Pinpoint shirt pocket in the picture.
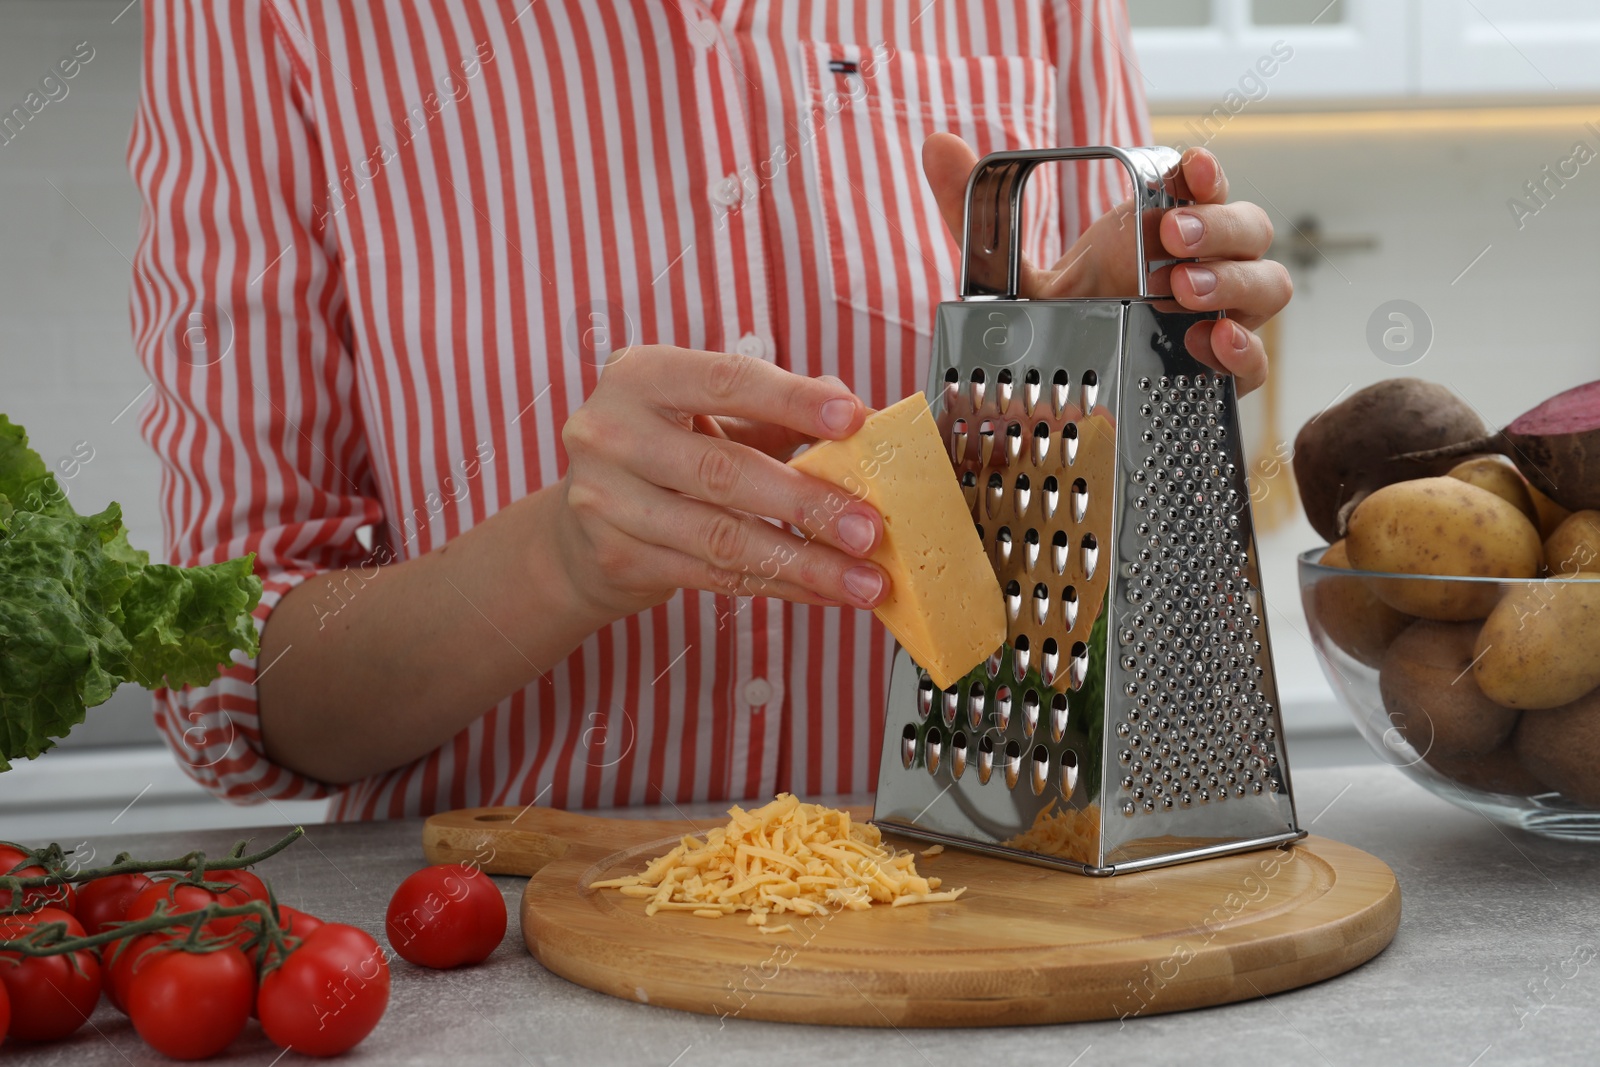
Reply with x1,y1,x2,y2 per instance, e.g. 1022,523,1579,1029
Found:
799,42,1060,337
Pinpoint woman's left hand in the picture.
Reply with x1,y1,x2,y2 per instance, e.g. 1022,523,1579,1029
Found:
922,133,1291,396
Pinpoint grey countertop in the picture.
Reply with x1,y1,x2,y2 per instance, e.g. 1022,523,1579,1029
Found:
5,765,1597,1067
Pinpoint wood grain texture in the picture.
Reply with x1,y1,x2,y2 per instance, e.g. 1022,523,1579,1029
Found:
423,806,1400,1027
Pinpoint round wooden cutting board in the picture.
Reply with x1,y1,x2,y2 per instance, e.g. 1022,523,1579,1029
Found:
422,806,1399,1028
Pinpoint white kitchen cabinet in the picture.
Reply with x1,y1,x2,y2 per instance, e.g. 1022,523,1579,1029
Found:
1131,0,1600,104
1417,0,1600,95
1129,0,1412,105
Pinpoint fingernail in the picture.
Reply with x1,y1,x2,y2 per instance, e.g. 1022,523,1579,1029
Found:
837,511,876,555
1174,211,1203,247
1185,266,1217,296
843,566,884,606
821,398,857,435
1231,322,1250,351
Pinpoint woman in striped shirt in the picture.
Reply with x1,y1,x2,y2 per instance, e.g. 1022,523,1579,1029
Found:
132,1,1289,819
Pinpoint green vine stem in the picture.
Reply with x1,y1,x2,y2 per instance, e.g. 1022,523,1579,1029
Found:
0,827,305,914
1,899,297,967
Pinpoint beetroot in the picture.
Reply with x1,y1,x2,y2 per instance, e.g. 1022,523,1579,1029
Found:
1292,378,1489,541
1399,380,1600,511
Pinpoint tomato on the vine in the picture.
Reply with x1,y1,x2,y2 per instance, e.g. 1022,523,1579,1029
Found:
126,875,258,936
386,863,507,969
0,845,76,914
258,923,390,1056
106,932,179,1015
245,905,323,969
128,945,255,1060
207,868,270,908
278,905,323,940
244,905,324,1019
0,907,101,1041
76,872,156,936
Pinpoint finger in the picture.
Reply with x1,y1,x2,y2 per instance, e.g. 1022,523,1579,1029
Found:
922,132,979,261
1169,259,1292,329
1176,146,1228,203
1159,202,1273,263
609,540,845,608
609,346,869,440
709,375,866,458
699,564,847,607
706,416,812,458
607,473,889,608
1183,320,1268,397
641,425,885,558
709,377,868,458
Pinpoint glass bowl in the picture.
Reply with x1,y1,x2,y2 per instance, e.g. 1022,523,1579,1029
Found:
1297,546,1600,841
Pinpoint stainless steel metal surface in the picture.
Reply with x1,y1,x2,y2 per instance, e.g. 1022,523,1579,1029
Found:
873,146,1303,874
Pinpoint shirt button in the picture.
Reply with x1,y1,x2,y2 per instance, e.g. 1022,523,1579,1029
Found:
710,174,742,207
742,677,774,708
734,333,768,360
695,17,720,47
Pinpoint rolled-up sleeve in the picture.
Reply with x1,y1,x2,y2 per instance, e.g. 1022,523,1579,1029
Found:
128,0,382,803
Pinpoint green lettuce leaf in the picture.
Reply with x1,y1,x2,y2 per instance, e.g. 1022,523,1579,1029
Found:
0,414,262,770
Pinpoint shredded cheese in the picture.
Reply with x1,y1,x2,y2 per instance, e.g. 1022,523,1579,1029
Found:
588,794,966,923
919,844,945,859
1001,801,1101,860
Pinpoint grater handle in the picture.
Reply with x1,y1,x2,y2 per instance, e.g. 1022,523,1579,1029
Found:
959,145,1186,300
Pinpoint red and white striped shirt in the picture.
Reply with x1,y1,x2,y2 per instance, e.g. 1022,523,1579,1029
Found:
130,0,1149,819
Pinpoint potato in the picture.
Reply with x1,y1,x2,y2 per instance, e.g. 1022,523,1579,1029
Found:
1380,621,1519,759
1528,482,1574,540
1543,510,1600,577
1513,688,1600,807
1447,455,1536,524
1308,540,1412,667
1346,477,1543,620
1473,575,1600,709
1421,745,1547,798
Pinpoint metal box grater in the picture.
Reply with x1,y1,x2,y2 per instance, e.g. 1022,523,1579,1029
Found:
871,146,1305,875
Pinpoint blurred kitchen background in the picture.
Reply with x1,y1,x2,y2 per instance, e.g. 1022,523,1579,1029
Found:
2,0,1597,837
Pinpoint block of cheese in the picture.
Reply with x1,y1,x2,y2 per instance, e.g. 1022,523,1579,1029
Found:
789,393,1004,689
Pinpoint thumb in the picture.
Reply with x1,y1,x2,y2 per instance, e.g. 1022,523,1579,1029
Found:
921,132,979,250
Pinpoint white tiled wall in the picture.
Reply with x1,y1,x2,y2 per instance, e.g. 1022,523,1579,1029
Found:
13,3,1598,831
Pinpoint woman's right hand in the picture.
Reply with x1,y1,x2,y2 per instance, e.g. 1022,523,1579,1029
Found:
553,345,890,620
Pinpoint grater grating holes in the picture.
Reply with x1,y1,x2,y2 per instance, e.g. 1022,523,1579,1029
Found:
1003,739,1022,790
1118,374,1281,815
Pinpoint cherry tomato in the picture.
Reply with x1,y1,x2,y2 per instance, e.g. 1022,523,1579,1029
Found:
105,933,179,1015
258,923,390,1056
206,868,270,907
126,876,257,936
0,907,101,1041
245,906,324,1019
278,905,324,940
128,946,255,1060
75,873,156,936
0,845,75,914
245,905,324,968
385,863,507,969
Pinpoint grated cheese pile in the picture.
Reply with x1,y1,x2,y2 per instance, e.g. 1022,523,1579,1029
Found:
1001,801,1101,860
587,794,964,926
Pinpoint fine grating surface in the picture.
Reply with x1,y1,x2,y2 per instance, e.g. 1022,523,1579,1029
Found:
1113,371,1285,819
